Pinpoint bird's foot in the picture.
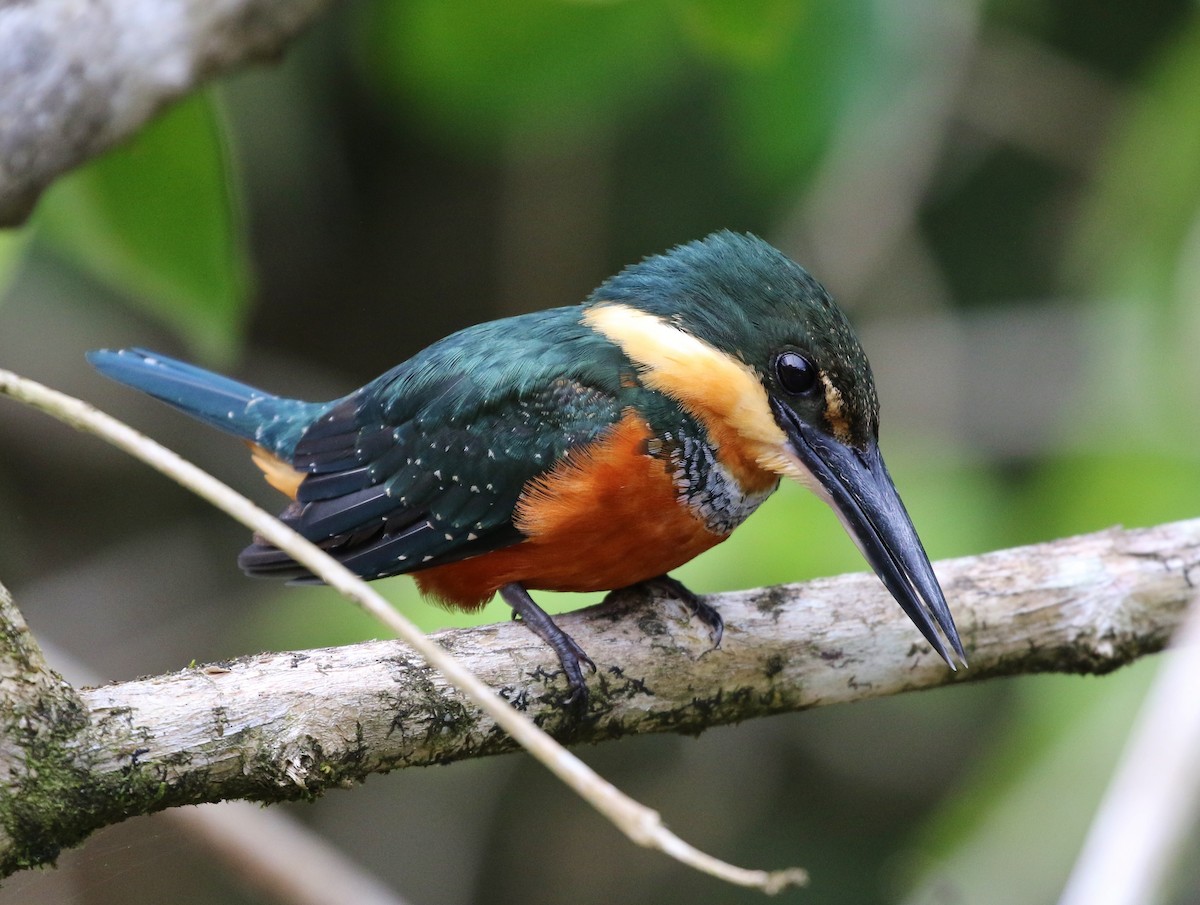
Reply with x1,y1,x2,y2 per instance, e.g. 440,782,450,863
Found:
501,583,596,714
620,574,724,649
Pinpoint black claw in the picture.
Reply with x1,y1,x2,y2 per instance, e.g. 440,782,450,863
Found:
637,574,724,648
560,675,590,715
500,582,594,713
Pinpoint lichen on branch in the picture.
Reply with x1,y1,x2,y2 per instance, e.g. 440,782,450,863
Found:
0,518,1195,876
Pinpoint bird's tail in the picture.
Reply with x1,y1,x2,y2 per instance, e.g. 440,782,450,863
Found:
87,348,317,453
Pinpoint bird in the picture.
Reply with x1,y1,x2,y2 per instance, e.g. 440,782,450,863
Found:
89,230,965,709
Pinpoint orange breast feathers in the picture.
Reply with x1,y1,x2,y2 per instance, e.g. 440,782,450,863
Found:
414,412,727,609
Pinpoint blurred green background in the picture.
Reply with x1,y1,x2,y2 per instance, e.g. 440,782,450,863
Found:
1,0,1199,902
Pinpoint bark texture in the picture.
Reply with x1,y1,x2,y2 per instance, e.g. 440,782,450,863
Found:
0,519,1197,875
0,0,340,224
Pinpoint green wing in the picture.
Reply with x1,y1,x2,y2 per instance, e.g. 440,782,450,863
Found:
239,308,628,580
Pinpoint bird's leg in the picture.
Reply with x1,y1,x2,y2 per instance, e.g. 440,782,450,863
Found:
500,582,596,710
614,574,724,649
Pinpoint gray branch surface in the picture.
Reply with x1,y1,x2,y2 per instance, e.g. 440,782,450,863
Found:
1,519,1197,875
0,0,340,225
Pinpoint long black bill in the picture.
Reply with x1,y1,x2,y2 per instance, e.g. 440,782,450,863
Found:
771,400,967,668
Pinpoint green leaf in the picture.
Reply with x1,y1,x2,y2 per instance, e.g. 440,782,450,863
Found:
714,0,882,198
36,91,251,363
357,0,685,153
1070,14,1200,309
1063,18,1200,449
906,662,1157,905
0,227,33,308
670,0,806,66
234,582,512,653
1018,453,1200,541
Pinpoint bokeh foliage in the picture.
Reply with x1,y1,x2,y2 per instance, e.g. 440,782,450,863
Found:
30,94,251,363
0,1,1198,903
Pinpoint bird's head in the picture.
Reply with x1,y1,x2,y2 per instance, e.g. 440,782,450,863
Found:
583,230,965,667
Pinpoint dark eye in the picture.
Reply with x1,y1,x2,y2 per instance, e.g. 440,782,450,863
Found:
774,351,819,396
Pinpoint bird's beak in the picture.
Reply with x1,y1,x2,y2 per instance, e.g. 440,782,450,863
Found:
770,399,967,668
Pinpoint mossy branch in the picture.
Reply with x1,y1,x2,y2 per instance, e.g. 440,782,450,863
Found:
0,369,1195,883
0,369,807,892
0,519,1194,876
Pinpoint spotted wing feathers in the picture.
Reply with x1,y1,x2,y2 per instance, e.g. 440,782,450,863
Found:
238,377,623,582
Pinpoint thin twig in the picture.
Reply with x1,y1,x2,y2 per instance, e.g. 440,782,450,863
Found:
64,517,1196,773
1058,592,1200,905
171,803,414,905
777,0,984,299
0,367,807,893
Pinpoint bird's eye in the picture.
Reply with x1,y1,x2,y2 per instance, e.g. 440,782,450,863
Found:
774,351,819,396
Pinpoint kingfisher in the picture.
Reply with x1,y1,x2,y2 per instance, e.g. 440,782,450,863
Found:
89,231,965,707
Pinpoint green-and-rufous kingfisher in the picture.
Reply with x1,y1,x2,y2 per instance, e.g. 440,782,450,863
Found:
89,231,966,707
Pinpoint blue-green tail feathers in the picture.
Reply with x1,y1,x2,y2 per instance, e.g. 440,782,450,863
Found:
86,348,322,457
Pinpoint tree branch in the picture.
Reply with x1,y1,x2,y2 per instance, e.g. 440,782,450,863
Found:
1059,579,1200,905
0,0,341,225
0,368,807,892
0,580,91,872
40,640,412,905
2,518,1194,875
